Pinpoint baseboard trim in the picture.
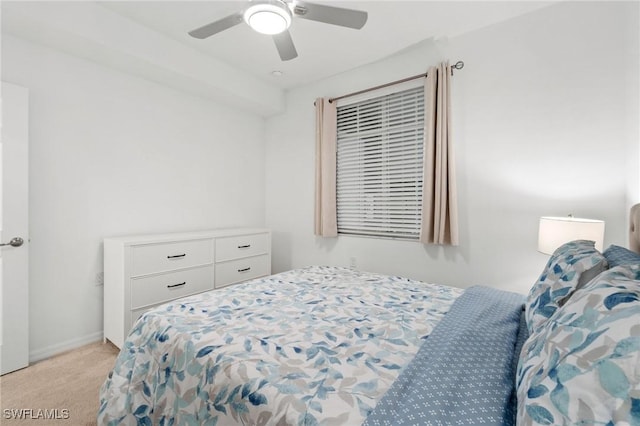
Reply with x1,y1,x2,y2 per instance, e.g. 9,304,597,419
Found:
29,331,104,363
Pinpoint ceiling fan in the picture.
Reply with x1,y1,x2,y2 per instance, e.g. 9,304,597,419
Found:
188,0,368,61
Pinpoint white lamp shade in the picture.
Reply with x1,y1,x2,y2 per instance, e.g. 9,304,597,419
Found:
538,216,605,255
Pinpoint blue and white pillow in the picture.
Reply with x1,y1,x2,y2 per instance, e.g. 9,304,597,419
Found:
603,244,640,268
516,265,640,426
525,240,608,334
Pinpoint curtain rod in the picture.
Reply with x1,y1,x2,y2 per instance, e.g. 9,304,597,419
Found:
327,60,464,104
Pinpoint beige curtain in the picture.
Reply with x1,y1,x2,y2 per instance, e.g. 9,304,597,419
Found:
314,98,338,237
420,61,459,245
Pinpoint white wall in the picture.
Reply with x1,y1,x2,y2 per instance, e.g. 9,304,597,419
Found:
627,0,640,215
2,35,266,360
265,1,639,294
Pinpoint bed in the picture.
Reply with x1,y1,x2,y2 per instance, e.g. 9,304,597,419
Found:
99,205,640,425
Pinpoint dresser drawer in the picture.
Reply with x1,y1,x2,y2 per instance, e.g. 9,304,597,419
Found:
215,254,270,289
130,302,166,329
215,233,269,262
130,265,213,309
131,239,213,276
130,305,155,329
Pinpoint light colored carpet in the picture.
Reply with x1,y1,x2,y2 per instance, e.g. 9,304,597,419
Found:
0,341,120,425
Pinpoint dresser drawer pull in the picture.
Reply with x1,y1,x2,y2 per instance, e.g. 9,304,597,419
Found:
237,267,251,273
167,254,186,259
167,282,186,289
237,244,251,249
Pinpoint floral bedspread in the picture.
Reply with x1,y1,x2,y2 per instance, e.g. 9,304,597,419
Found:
98,266,461,426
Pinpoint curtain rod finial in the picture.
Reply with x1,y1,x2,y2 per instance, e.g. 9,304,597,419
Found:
451,60,464,75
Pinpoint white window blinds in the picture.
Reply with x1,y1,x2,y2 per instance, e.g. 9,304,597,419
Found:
336,85,425,240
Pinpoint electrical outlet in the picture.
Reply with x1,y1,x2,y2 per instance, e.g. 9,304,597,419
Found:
349,257,357,269
95,272,104,286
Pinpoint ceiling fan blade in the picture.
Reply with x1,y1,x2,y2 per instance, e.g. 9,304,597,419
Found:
273,30,298,61
188,12,243,39
293,1,367,30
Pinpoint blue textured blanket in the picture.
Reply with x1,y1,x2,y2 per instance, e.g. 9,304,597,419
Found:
364,286,527,426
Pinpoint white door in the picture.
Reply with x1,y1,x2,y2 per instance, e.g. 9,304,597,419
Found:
0,82,29,375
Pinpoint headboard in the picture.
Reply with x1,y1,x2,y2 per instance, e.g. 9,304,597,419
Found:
631,203,640,254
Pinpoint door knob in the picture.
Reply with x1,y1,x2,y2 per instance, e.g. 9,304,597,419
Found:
0,237,24,247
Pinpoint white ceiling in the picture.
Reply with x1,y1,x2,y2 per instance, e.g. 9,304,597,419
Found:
99,0,554,89
1,0,554,115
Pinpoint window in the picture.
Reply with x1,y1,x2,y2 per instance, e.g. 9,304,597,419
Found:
336,84,425,240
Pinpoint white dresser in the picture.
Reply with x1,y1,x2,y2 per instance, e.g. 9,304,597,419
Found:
103,228,271,349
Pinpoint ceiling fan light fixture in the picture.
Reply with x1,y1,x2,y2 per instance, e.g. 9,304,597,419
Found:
244,1,292,35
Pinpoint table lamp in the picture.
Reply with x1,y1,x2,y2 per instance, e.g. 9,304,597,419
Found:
538,216,605,255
